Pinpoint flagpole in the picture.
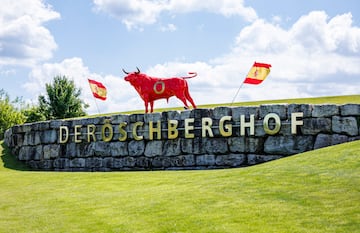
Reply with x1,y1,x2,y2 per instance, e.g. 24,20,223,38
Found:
230,81,245,106
93,97,101,115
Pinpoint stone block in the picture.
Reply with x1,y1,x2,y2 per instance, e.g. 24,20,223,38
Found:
53,158,70,169
86,157,103,168
70,158,85,168
66,143,77,158
260,104,287,119
162,110,181,121
144,140,163,157
18,146,34,161
215,154,246,167
4,128,14,147
33,145,43,160
122,157,136,167
340,104,360,116
93,141,111,157
288,104,313,118
204,138,228,154
103,157,114,168
228,137,245,153
33,122,50,131
37,160,53,170
128,140,145,156
144,112,162,123
129,114,144,123
23,132,35,146
43,144,60,159
247,154,283,165
264,135,313,155
152,157,172,168
301,118,331,135
314,134,348,149
136,157,151,168
196,154,215,166
193,137,206,155
110,114,130,124
109,141,128,157
228,137,263,153
181,155,195,166
163,138,181,156
41,130,57,144
213,107,232,119
312,105,339,117
232,106,259,121
180,138,193,154
332,116,358,136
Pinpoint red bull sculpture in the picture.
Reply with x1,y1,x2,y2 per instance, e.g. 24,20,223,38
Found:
123,67,197,113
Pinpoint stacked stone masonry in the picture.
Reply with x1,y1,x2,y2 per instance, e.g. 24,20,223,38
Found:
4,104,360,171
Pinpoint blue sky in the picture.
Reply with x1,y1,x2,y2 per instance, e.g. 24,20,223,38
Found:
1,0,359,114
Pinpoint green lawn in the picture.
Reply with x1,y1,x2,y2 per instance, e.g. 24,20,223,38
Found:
1,95,359,232
119,94,360,114
1,140,359,233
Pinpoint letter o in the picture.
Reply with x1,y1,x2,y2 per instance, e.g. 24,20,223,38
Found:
153,81,165,94
102,123,114,142
263,113,281,135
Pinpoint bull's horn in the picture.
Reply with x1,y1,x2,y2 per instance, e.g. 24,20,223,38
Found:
122,69,129,74
135,67,140,74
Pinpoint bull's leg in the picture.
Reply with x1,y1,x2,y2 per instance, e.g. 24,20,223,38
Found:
144,100,149,113
185,89,197,109
150,101,154,113
177,95,190,109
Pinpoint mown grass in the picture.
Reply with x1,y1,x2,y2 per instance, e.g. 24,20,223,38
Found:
1,141,360,233
119,94,360,114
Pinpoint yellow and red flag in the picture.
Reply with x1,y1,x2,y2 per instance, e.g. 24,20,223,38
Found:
88,79,107,100
243,62,271,85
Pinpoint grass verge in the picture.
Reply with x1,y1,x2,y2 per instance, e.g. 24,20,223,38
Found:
1,140,359,233
118,94,360,114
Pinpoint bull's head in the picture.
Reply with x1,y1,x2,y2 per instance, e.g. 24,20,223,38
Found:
122,67,140,82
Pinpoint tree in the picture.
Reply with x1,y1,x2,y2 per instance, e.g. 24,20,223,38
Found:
22,105,47,123
0,89,26,139
38,76,88,120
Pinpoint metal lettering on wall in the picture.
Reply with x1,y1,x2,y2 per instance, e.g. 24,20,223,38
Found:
58,112,304,144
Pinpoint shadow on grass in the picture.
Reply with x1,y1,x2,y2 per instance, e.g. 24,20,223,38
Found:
1,141,30,171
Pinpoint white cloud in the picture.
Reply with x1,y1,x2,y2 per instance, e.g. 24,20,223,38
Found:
24,57,142,114
24,11,360,114
143,11,360,105
93,0,257,30
0,0,60,66
159,23,177,32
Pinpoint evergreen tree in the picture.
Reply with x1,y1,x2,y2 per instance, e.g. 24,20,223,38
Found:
38,76,88,119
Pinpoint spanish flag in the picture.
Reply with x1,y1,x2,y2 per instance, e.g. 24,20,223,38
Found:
243,62,271,85
88,79,107,100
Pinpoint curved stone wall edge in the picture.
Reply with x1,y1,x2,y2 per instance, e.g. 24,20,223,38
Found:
4,104,360,171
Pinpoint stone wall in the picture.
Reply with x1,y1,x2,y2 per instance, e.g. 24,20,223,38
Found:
4,104,360,171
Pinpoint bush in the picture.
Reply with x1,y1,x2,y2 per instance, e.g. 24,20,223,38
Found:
0,89,26,139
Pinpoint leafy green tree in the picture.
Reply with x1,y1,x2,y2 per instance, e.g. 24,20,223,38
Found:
22,105,47,123
0,89,26,139
38,76,88,120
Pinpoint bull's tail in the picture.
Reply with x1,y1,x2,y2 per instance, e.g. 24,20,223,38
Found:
181,72,197,79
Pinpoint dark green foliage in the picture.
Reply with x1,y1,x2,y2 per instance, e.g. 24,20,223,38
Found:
22,105,47,123
38,76,88,119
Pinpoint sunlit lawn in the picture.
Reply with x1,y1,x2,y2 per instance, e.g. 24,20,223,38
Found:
1,140,359,233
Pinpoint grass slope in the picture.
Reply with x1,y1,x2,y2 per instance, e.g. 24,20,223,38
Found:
119,94,360,114
1,140,359,233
